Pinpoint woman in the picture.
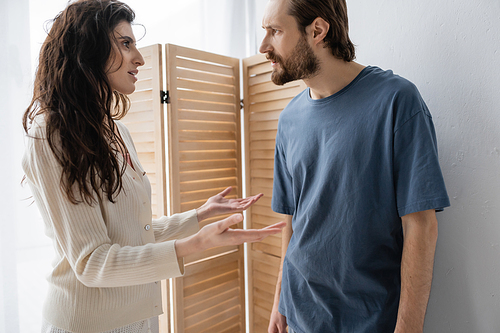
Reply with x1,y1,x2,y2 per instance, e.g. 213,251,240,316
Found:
22,1,284,332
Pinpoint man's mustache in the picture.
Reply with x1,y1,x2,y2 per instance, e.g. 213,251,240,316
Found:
266,52,282,63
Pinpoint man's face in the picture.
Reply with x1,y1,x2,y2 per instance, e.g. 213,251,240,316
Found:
259,0,319,85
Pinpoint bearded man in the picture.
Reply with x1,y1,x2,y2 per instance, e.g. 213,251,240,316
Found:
259,0,450,332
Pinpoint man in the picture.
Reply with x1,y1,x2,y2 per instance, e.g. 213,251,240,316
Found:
260,0,450,332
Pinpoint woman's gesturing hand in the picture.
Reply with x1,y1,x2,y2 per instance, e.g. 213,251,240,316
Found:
196,187,263,222
175,214,286,258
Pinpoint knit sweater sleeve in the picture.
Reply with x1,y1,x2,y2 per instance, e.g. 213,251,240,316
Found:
23,124,186,288
153,211,199,242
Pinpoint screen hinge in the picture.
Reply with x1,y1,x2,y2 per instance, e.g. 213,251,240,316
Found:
160,90,170,104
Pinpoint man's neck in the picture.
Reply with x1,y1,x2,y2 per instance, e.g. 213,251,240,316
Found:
303,57,366,100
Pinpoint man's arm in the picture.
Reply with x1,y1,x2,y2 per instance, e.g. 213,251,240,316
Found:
394,209,439,333
268,214,293,333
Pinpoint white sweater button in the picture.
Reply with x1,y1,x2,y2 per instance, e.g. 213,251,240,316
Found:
144,224,151,231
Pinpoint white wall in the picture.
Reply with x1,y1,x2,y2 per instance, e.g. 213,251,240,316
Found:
347,1,500,332
249,0,500,332
1,0,42,331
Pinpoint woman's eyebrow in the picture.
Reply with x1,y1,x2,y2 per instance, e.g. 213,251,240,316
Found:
116,33,136,44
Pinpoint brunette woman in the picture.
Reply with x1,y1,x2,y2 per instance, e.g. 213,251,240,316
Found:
22,1,284,332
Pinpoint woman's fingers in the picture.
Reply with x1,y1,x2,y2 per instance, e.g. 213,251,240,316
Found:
218,186,233,198
237,193,263,209
226,221,286,243
262,221,287,230
217,213,243,232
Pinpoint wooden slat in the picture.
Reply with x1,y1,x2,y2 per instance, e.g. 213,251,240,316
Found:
178,120,236,132
204,317,240,333
249,109,282,122
179,168,237,182
184,271,239,298
184,261,239,287
249,79,302,95
184,296,240,328
248,61,272,76
249,72,272,86
180,177,237,193
177,79,235,95
176,57,235,77
184,288,240,318
176,67,235,86
249,99,291,113
250,130,277,141
184,246,238,265
178,110,236,123
177,89,236,104
178,99,236,113
179,140,236,151
178,130,237,142
184,279,240,309
184,306,240,333
179,159,237,172
252,242,281,257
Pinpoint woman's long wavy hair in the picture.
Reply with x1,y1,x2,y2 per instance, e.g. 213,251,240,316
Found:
23,0,136,205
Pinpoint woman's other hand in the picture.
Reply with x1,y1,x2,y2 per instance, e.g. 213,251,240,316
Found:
196,187,263,222
175,214,285,258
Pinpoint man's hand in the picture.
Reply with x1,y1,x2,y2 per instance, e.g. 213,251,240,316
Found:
268,215,293,333
394,209,438,333
196,187,263,222
268,309,287,333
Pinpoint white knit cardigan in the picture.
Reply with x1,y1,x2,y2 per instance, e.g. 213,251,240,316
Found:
22,119,199,333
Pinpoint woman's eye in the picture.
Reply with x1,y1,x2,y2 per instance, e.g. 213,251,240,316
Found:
123,41,130,48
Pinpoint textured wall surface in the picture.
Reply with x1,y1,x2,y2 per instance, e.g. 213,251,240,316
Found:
347,1,500,332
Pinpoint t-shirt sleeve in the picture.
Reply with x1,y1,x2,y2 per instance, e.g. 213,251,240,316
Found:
393,108,450,217
271,138,295,216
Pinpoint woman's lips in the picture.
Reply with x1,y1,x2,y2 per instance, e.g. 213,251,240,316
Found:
128,70,138,81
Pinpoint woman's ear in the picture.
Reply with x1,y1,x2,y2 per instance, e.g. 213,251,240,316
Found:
308,17,330,46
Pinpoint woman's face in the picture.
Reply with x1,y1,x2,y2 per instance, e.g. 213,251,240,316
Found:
106,21,145,95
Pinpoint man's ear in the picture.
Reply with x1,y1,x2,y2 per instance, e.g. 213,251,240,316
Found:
308,17,329,46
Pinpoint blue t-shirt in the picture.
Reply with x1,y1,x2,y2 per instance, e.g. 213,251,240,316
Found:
271,66,450,333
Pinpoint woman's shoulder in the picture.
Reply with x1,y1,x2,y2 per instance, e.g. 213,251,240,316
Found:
26,114,48,139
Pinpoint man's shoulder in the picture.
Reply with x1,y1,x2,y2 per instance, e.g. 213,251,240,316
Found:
365,66,420,96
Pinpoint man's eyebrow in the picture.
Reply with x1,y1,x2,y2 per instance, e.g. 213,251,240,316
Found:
262,24,281,30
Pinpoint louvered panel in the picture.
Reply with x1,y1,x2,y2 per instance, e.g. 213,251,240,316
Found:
243,53,306,333
181,253,243,333
166,44,244,333
121,44,170,333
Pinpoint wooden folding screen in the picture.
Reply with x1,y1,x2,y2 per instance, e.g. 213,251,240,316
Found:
124,45,305,333
120,44,171,332
242,54,306,333
165,44,245,333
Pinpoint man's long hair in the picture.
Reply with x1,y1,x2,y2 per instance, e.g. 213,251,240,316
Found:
287,0,356,61
23,0,136,205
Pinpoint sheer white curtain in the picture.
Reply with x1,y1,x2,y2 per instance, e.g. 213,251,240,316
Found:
1,0,256,332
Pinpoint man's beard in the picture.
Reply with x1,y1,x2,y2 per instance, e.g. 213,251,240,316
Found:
267,35,320,86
